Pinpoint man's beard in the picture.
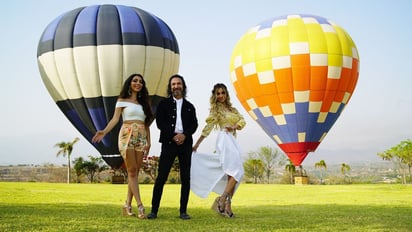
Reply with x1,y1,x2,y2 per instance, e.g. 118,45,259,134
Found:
172,89,182,98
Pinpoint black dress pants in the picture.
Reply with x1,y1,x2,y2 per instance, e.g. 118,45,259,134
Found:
151,141,192,214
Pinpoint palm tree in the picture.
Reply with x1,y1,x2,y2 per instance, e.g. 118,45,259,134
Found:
341,163,351,184
315,160,327,184
285,160,296,184
55,137,80,184
73,157,85,183
244,158,264,184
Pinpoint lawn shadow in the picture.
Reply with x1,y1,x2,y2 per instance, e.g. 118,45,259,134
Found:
0,203,411,231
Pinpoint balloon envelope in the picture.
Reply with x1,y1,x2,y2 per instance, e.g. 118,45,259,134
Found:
37,5,180,168
229,14,359,166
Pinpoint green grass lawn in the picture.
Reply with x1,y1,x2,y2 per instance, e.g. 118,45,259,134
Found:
0,182,411,231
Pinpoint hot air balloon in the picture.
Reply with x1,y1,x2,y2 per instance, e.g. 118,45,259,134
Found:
37,4,180,169
230,14,359,167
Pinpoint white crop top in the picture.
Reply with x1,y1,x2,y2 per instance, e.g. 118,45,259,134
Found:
116,101,146,121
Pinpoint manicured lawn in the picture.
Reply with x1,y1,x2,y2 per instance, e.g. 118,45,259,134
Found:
0,182,411,231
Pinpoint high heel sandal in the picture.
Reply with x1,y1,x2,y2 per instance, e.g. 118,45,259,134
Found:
211,196,224,214
211,193,227,215
224,196,235,218
137,203,146,219
123,202,136,216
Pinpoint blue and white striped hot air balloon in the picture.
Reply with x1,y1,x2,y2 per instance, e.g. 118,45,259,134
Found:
37,4,180,168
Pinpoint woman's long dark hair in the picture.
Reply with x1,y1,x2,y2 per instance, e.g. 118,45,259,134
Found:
119,74,154,126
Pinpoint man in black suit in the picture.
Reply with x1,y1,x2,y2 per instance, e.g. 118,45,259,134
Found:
147,74,198,220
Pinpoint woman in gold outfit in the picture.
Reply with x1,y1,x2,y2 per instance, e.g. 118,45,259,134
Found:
192,83,246,218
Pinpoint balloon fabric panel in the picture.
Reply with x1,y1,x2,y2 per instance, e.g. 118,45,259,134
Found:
73,6,99,36
37,53,67,101
270,27,289,56
348,59,359,93
96,6,123,46
230,14,359,166
73,46,100,98
291,54,311,91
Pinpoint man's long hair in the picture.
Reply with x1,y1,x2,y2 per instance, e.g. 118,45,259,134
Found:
167,74,187,98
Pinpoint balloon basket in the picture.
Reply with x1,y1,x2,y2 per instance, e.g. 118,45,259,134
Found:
294,176,309,185
111,175,125,184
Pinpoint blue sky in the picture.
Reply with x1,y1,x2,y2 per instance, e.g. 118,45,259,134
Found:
1,0,411,167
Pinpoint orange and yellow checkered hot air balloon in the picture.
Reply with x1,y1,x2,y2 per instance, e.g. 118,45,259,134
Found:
230,14,359,166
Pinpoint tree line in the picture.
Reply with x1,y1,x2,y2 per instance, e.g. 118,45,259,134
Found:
53,138,411,184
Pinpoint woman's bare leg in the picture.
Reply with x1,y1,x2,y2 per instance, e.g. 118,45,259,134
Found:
219,176,237,217
124,149,145,218
126,186,133,205
224,176,237,196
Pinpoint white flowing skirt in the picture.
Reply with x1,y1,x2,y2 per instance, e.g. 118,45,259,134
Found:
190,131,244,198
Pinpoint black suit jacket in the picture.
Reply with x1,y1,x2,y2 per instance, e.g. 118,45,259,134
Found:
156,96,198,144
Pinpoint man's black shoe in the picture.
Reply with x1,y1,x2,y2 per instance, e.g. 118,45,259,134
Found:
179,213,191,220
147,212,157,219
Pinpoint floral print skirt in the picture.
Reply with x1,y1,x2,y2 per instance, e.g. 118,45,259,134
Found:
118,122,147,159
